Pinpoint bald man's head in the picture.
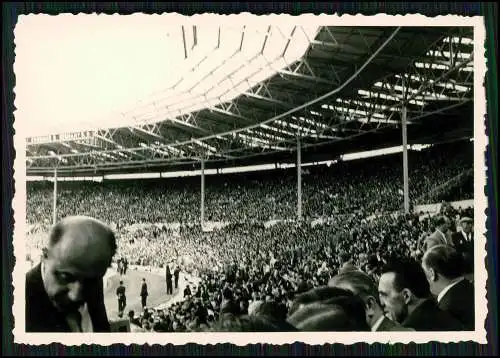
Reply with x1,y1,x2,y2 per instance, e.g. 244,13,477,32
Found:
42,216,116,313
48,216,117,253
421,244,465,297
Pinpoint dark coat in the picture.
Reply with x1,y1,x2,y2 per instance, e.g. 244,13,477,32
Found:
451,231,474,274
376,316,415,332
438,279,475,330
140,282,148,297
25,263,110,332
402,299,464,331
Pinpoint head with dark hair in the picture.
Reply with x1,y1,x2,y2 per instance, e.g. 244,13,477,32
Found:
222,287,234,301
210,313,297,332
422,245,466,297
378,258,431,323
434,215,452,233
328,271,384,328
288,286,355,317
287,295,370,332
251,301,287,322
41,215,116,314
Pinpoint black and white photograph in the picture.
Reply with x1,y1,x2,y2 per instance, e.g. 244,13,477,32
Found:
12,13,488,346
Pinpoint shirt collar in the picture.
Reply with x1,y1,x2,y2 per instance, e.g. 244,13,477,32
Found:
460,229,471,240
40,261,46,287
437,277,464,303
371,315,386,332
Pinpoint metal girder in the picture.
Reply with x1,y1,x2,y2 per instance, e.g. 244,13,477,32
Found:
207,100,258,129
130,123,164,140
278,58,340,86
243,81,295,109
310,27,380,55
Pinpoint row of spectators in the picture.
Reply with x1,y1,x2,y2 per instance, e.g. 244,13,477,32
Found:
27,141,472,226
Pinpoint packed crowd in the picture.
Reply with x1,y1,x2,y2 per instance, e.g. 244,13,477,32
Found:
25,140,476,332
27,141,472,226
120,203,474,332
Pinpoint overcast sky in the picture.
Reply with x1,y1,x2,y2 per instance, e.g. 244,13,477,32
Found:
14,14,317,137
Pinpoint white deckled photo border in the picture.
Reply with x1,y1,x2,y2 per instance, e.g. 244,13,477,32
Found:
11,12,489,346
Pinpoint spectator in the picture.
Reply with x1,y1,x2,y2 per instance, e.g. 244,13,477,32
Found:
328,271,414,331
140,278,148,309
287,289,370,331
421,245,475,330
451,217,474,281
378,259,464,331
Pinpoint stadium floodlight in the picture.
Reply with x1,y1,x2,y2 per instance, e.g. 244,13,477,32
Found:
442,37,473,45
215,135,230,142
248,129,287,142
414,62,449,70
260,123,295,137
426,50,471,60
434,82,470,92
332,106,387,118
165,145,185,156
193,139,217,153
356,117,401,124
410,144,432,151
395,74,429,83
293,116,330,130
371,112,387,119
275,119,316,134
357,90,400,102
335,98,393,112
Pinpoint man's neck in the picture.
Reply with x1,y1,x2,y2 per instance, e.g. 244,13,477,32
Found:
407,297,428,317
368,310,385,329
436,277,464,301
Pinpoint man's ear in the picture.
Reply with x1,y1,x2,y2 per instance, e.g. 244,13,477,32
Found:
401,288,413,305
41,247,49,260
428,267,437,282
365,296,377,315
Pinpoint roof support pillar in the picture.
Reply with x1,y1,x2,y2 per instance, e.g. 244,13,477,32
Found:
297,136,302,222
401,76,410,214
52,166,58,225
200,156,205,228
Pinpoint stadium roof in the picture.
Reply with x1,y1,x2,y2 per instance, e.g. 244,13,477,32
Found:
21,22,474,177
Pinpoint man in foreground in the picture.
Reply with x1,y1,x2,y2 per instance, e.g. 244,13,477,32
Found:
25,216,116,332
378,258,463,331
329,270,414,331
421,245,475,330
